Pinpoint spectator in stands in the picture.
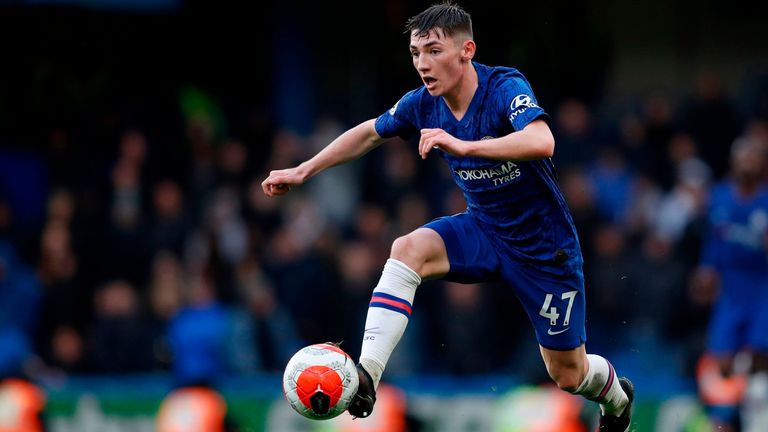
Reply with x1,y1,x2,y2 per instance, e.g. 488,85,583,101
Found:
88,280,155,373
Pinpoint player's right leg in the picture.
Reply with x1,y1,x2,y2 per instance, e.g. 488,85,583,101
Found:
742,276,768,431
700,276,751,429
351,213,499,418
696,353,746,431
350,227,449,418
745,352,768,431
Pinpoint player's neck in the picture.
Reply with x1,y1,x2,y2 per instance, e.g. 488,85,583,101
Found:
443,62,478,121
736,179,760,197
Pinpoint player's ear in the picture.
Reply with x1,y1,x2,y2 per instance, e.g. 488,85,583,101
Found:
461,39,476,62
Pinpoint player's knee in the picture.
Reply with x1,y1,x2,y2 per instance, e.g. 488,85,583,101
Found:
390,235,427,274
552,374,582,393
547,366,584,393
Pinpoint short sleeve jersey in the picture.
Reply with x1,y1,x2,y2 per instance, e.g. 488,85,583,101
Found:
375,62,582,275
700,182,768,275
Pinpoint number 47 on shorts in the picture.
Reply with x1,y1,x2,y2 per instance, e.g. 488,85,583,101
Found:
539,290,578,327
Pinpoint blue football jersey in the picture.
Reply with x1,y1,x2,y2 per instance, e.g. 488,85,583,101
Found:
375,62,582,275
700,182,768,276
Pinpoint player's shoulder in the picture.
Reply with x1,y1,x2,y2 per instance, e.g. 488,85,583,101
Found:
394,86,432,110
479,64,538,105
477,62,529,86
382,86,434,129
407,85,431,101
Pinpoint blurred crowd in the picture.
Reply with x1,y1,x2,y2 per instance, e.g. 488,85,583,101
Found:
1,70,767,388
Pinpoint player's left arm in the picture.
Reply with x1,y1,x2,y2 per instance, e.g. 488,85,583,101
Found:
418,119,554,161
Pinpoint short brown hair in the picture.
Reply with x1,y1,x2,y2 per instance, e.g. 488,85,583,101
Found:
405,2,473,39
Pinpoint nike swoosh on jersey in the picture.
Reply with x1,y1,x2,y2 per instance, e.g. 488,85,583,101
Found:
547,327,569,335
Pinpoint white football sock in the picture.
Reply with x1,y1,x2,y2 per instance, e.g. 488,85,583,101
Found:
574,354,629,416
359,259,421,389
744,371,768,432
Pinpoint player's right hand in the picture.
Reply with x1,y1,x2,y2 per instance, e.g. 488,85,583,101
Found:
261,167,305,197
419,128,464,159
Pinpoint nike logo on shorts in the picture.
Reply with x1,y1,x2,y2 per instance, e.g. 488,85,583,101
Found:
547,327,569,335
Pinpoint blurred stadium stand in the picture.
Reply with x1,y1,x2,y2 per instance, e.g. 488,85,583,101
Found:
1,0,768,430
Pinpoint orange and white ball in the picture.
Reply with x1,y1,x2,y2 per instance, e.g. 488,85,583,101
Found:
282,343,359,420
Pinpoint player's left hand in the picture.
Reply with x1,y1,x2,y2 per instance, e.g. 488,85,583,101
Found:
419,128,467,159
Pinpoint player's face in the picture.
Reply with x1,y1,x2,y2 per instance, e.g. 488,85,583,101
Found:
410,29,467,97
732,145,766,183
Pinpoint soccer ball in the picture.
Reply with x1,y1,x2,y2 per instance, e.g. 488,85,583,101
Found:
282,343,360,420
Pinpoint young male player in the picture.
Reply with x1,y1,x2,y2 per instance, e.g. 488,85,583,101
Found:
262,3,633,430
694,136,768,430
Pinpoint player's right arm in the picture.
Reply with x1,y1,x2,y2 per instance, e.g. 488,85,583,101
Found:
261,119,385,197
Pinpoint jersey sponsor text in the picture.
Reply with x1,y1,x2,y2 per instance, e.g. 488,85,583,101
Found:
454,161,521,186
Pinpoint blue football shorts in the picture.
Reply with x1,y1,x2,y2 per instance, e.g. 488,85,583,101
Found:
707,270,768,355
424,212,587,351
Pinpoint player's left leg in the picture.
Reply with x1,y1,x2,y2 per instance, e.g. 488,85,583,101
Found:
540,345,633,431
503,259,632,430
